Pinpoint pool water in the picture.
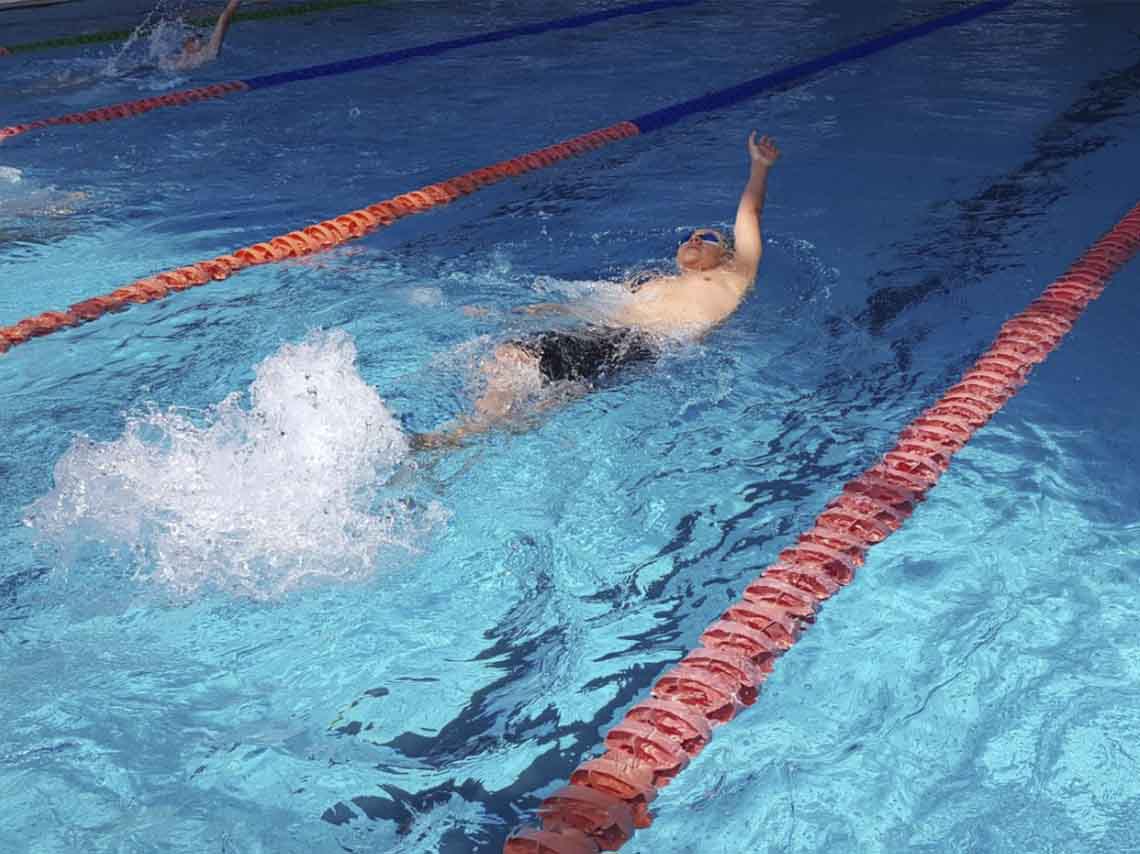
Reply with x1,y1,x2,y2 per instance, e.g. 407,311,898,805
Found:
2,1,1139,851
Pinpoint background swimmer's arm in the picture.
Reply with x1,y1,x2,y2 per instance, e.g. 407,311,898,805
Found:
732,132,780,284
205,0,243,59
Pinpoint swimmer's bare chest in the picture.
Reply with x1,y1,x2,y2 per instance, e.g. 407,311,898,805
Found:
613,270,749,334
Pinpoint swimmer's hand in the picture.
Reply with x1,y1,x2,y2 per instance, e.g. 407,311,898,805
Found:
410,430,464,451
748,131,780,168
410,416,485,451
513,302,571,317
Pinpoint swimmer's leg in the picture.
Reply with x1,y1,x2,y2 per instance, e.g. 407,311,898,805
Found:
473,342,544,422
412,343,543,450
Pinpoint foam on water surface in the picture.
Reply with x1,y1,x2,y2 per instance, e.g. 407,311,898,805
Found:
25,330,441,599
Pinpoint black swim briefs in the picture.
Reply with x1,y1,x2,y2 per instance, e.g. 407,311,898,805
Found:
515,326,657,384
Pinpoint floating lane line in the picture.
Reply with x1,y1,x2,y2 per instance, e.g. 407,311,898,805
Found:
0,122,641,354
0,0,1015,355
501,205,1140,853
0,0,698,142
632,0,1014,132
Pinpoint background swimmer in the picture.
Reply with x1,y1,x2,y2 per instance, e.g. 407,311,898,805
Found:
163,0,242,71
0,167,87,216
0,166,90,246
0,0,243,97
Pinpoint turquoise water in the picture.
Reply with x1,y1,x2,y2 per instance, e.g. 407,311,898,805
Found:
2,1,1139,851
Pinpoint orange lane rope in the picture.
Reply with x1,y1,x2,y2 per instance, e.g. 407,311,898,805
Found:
0,82,249,141
0,120,639,355
502,201,1140,854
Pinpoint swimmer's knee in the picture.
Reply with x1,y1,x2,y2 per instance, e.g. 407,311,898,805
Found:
481,343,539,377
493,343,537,366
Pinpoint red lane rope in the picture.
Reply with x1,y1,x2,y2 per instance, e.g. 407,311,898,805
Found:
0,121,639,355
0,81,249,142
503,201,1140,854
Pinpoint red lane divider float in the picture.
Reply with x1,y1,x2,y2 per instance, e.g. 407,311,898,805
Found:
0,81,249,142
503,201,1140,854
0,121,639,355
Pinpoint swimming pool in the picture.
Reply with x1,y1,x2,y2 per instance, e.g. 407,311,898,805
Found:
2,0,1139,851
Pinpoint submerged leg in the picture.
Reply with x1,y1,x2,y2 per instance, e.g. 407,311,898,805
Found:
412,343,543,450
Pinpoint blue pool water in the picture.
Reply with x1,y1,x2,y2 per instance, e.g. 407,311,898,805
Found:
2,1,1139,851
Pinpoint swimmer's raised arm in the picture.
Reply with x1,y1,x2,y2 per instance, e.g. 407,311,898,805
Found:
205,0,243,59
732,131,780,285
169,0,242,69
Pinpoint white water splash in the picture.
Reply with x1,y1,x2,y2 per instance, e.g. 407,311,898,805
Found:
102,1,201,78
26,330,442,599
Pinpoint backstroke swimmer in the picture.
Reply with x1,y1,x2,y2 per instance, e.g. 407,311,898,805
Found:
163,0,243,71
413,131,781,449
0,0,243,98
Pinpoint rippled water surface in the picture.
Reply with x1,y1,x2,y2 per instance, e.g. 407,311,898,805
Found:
2,1,1139,852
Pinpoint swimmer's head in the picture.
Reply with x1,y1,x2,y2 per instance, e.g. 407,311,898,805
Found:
182,35,204,55
677,228,729,272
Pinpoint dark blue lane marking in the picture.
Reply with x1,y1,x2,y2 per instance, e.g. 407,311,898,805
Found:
243,0,700,90
632,0,1016,133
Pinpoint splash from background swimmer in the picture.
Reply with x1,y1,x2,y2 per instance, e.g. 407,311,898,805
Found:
102,0,200,78
25,330,445,599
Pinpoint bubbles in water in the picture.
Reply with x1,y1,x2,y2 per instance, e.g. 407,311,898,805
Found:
26,330,443,599
406,286,444,306
0,167,23,184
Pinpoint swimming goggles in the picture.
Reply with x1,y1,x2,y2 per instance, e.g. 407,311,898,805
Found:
686,229,726,246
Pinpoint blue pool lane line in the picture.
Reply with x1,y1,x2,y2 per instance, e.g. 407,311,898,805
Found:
633,0,1017,132
2,0,1016,143
243,0,701,90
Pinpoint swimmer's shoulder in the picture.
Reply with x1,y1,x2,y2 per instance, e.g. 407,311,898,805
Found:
703,263,755,296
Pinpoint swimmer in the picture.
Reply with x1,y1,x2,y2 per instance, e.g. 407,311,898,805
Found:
0,0,244,98
164,0,243,71
0,166,88,223
413,131,781,449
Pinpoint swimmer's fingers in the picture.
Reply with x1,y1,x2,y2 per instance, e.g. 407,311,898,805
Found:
747,129,763,155
749,132,780,166
764,136,781,164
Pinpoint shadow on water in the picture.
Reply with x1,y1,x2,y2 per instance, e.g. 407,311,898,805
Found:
853,56,1140,339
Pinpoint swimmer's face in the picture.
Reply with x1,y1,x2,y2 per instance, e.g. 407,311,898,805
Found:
183,36,203,54
677,229,728,272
